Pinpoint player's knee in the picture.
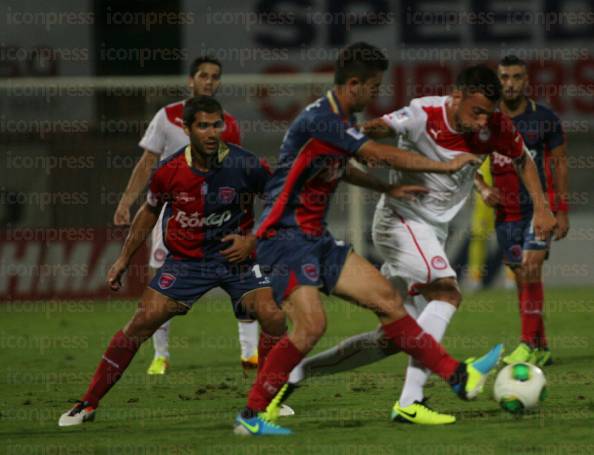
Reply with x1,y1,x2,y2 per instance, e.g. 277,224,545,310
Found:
257,305,287,337
521,259,543,281
294,314,326,347
372,286,407,320
425,279,462,308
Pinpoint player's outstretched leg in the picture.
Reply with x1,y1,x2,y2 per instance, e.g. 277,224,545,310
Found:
332,253,503,401
58,288,184,427
235,286,325,436
148,320,171,375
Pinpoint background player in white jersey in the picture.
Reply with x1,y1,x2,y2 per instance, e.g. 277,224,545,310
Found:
112,56,257,375
279,65,557,425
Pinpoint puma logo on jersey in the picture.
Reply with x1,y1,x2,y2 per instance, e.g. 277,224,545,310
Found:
174,210,232,228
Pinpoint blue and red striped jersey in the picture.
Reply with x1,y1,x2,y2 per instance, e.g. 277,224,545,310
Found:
491,99,565,222
257,91,369,238
147,143,271,260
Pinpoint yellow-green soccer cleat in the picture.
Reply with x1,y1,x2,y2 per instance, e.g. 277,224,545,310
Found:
391,399,456,425
503,342,533,365
532,348,553,367
452,343,504,400
147,356,169,375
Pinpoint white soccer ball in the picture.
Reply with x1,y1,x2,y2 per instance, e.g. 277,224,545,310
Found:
493,363,547,413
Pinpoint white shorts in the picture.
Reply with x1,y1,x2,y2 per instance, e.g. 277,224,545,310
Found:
372,204,456,295
149,206,169,269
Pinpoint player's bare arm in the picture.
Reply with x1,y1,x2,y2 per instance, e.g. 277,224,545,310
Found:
360,117,395,139
220,233,257,264
357,140,481,174
512,150,557,240
474,172,501,207
108,202,161,291
550,143,570,240
343,161,428,200
114,150,159,225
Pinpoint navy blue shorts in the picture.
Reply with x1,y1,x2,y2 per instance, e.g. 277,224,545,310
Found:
256,229,352,305
149,258,271,320
495,218,550,267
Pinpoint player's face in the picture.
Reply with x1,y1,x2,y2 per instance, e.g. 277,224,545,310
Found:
498,64,528,102
350,72,383,111
189,63,222,97
452,91,497,132
185,111,224,155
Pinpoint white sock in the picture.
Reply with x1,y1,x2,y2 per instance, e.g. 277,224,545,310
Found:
399,300,456,407
152,319,171,359
238,320,259,359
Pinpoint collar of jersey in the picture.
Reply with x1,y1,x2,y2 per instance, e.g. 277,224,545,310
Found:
184,142,229,171
326,90,348,120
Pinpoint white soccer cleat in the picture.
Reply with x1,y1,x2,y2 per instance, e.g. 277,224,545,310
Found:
58,401,96,427
279,404,295,417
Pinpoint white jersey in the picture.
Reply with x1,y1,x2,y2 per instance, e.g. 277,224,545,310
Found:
139,100,189,160
378,96,488,226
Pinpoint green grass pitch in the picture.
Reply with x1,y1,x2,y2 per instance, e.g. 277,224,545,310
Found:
1,287,593,454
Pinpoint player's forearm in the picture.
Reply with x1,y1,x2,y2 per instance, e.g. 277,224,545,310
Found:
360,142,452,173
516,153,549,212
118,151,158,208
551,145,569,211
343,163,389,193
119,203,159,262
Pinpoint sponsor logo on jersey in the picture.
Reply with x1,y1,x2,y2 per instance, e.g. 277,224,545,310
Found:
302,263,319,282
218,186,236,204
430,255,448,270
491,152,513,168
174,210,232,228
176,192,196,203
159,273,176,289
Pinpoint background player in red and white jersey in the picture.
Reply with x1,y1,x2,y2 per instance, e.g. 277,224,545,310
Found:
475,55,569,367
112,56,258,375
282,66,557,425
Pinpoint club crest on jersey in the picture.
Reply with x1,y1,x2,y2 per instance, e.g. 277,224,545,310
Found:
154,248,167,263
218,186,236,204
478,127,491,142
302,263,319,282
431,256,448,270
159,273,176,289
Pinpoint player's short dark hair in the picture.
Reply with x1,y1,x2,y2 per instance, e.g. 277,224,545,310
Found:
183,96,223,126
499,55,527,67
334,42,388,85
455,65,502,103
189,55,222,78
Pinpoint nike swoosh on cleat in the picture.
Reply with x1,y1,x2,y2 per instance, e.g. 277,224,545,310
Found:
398,410,417,419
240,420,260,433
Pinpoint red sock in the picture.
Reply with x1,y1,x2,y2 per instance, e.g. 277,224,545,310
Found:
257,331,285,371
382,315,459,381
82,330,141,407
247,336,304,411
519,282,545,348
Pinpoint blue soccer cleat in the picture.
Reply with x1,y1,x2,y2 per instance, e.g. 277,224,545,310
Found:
452,343,504,400
234,413,293,436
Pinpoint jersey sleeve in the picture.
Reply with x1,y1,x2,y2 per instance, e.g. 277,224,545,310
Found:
381,99,427,140
146,166,169,208
544,110,565,150
139,108,167,155
223,113,242,146
309,112,369,156
495,114,525,159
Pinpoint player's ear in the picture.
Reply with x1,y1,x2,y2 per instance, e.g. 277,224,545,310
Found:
183,124,191,136
187,76,195,90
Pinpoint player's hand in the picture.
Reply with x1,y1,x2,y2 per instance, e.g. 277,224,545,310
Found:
386,184,428,201
553,211,570,241
220,234,256,264
533,208,557,242
107,257,128,291
479,186,501,207
360,118,395,139
113,203,131,226
447,154,481,173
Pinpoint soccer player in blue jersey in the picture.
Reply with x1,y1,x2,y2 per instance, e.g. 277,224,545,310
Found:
58,97,287,426
234,42,505,436
475,55,569,366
